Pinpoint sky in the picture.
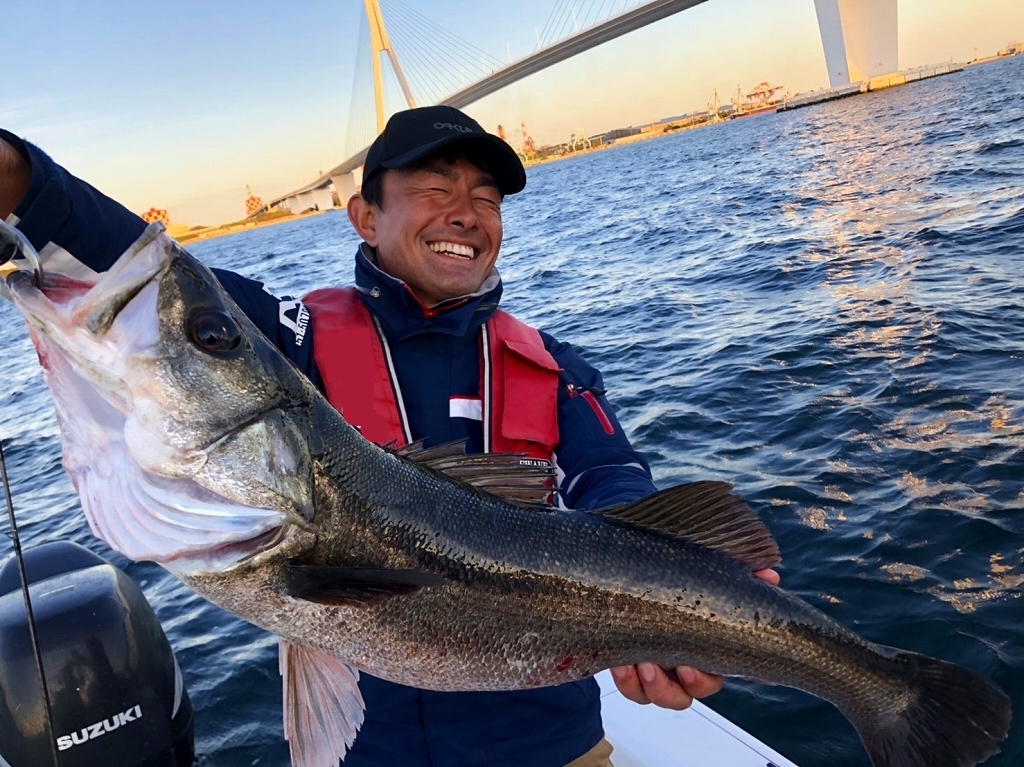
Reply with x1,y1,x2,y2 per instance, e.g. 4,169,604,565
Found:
4,0,1022,225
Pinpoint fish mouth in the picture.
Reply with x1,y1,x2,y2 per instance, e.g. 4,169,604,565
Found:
2,224,303,573
166,525,292,576
2,224,172,351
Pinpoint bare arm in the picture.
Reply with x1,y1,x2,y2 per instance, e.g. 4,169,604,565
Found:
0,137,30,221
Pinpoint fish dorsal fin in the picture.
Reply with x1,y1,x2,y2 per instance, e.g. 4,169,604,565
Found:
393,439,469,462
392,439,557,508
598,481,781,571
280,639,364,767
285,563,448,607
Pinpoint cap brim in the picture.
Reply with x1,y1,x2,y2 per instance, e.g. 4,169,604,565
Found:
380,132,526,195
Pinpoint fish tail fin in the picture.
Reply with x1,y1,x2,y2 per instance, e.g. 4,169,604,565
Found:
852,650,1010,767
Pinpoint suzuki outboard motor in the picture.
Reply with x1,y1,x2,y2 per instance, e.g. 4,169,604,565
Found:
0,541,194,766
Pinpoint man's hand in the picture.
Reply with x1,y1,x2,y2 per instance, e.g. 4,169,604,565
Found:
610,568,781,710
0,136,31,223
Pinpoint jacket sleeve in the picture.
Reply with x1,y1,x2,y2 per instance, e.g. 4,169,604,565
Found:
542,331,658,511
2,130,320,386
2,129,147,275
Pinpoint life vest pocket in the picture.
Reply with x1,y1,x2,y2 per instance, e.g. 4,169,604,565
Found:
498,339,560,451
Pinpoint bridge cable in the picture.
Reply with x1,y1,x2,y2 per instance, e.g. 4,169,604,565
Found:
382,6,467,103
382,0,506,103
542,0,576,48
345,10,379,161
552,0,581,46
555,2,583,44
382,2,496,81
374,4,451,107
580,0,599,29
386,24,452,105
537,0,573,50
383,0,503,72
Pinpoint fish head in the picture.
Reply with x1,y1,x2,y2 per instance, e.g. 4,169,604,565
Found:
1,224,319,574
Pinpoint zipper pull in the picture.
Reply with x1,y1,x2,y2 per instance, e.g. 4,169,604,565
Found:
565,382,614,434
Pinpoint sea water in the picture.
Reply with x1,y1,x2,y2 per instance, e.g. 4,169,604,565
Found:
1,54,1021,766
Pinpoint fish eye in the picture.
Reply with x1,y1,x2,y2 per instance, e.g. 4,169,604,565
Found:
188,310,242,354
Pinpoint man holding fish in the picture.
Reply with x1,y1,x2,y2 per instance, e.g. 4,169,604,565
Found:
0,108,779,767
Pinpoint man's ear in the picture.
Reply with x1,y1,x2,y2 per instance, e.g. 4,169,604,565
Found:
347,194,379,246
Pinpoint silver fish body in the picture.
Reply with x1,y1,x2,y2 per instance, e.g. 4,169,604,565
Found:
1,224,1011,767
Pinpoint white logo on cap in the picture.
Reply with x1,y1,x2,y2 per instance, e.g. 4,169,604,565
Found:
434,122,473,133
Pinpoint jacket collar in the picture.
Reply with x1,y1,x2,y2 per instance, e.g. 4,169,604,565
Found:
353,243,503,341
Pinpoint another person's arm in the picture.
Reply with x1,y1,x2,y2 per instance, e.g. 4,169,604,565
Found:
0,132,316,379
545,333,780,709
0,135,30,222
1,129,147,273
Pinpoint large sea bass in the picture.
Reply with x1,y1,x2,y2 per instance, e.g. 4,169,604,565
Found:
0,224,1011,767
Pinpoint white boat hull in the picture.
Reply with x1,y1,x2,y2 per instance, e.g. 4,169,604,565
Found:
597,671,800,767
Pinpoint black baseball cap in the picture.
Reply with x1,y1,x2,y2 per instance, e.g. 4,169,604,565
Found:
362,105,526,195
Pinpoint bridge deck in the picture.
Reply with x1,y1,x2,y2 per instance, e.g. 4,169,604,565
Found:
256,0,711,214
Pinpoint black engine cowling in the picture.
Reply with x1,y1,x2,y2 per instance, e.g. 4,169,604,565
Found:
0,541,194,766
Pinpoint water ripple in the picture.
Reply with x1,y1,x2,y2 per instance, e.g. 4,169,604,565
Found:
0,55,1021,767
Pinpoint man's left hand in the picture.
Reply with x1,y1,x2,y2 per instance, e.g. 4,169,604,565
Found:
610,568,781,710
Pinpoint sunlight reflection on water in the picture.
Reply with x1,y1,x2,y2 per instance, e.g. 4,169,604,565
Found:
0,56,1021,767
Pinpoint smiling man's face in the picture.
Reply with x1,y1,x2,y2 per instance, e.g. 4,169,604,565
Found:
349,154,504,308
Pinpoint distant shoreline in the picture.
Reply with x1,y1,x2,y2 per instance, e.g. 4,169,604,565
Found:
176,127,679,247
176,52,1020,247
174,208,334,246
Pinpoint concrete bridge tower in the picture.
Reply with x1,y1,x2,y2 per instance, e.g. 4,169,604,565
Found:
328,0,418,205
813,0,899,87
363,0,416,132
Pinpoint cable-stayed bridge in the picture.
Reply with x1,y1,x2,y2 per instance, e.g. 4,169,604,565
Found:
254,0,897,217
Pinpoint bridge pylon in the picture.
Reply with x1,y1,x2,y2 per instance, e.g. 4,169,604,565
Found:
364,0,416,132
813,0,898,87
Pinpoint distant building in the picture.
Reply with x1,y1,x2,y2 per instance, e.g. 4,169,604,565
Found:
141,208,170,226
245,185,264,217
602,127,641,144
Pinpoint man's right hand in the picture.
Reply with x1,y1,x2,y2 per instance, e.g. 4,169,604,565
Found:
0,136,31,225
610,568,782,710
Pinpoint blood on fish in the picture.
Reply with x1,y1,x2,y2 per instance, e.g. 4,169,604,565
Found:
42,274,96,304
555,655,573,673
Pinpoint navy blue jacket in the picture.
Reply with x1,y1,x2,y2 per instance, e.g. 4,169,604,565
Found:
4,131,659,767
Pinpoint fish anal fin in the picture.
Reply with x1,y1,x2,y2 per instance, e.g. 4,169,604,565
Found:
599,481,781,571
285,562,448,607
280,639,364,767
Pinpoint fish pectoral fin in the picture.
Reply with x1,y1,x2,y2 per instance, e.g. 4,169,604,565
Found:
285,563,449,606
598,481,782,571
280,639,364,767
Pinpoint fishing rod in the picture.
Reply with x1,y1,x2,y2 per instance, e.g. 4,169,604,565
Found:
0,221,59,765
0,436,61,767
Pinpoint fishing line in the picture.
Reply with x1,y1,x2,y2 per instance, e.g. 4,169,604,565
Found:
0,220,43,287
0,436,61,767
0,222,57,764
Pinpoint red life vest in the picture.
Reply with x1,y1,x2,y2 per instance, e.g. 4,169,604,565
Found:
303,287,560,461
